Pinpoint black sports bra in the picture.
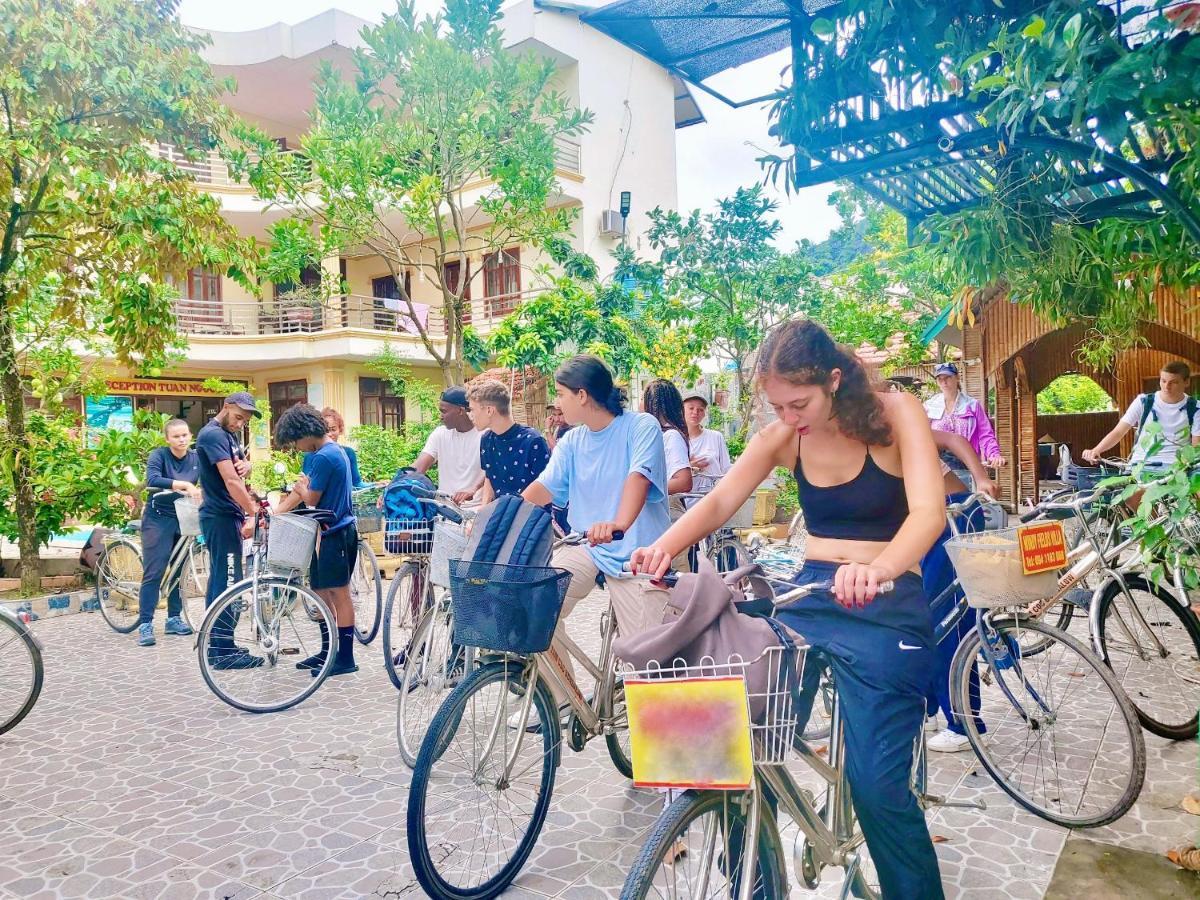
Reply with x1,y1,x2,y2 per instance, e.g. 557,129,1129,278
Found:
794,442,908,541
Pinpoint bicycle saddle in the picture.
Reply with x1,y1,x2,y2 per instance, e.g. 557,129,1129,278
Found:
288,508,338,527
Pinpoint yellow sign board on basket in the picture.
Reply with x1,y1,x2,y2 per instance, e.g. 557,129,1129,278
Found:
1016,521,1068,576
625,675,754,790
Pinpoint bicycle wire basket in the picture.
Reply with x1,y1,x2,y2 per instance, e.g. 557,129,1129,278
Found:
619,644,805,769
945,526,1064,609
174,497,201,537
430,517,470,589
353,501,383,535
384,518,434,556
266,513,320,573
449,559,571,654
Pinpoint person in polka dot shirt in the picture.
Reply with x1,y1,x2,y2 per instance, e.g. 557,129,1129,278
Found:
468,379,551,505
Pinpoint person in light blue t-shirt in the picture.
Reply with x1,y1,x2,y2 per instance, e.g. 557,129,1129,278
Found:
523,356,672,684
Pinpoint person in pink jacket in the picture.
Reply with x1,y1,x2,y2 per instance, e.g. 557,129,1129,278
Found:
923,363,1006,468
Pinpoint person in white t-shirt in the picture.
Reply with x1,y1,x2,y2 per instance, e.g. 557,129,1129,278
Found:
1083,361,1200,469
681,390,731,477
641,379,692,499
413,386,485,503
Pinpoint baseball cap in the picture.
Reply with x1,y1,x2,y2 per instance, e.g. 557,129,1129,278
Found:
225,391,262,418
681,388,708,405
932,363,959,378
441,386,469,409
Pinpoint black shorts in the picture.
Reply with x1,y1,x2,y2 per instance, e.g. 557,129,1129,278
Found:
310,524,358,590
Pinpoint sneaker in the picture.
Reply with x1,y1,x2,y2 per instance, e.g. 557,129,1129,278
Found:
163,616,193,636
207,648,264,671
507,701,572,733
296,652,328,672
137,623,156,647
924,715,940,733
927,728,972,753
314,657,359,678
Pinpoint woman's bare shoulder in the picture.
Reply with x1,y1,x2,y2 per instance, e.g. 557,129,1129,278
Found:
879,390,928,426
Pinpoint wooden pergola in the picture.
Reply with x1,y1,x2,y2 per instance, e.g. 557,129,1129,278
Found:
928,287,1200,507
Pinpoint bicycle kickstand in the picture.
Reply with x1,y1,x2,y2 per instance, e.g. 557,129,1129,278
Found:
916,789,986,812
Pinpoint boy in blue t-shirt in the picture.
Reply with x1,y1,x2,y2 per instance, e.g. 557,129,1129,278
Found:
275,403,359,677
468,379,551,504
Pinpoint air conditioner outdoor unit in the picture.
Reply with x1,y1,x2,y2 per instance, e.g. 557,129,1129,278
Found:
599,209,626,238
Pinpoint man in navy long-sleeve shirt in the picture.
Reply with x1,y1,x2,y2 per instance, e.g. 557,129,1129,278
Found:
136,419,200,646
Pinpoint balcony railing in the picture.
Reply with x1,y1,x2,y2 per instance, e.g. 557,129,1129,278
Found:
172,291,540,338
155,134,582,187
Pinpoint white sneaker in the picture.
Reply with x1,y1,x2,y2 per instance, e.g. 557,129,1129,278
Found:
927,728,971,753
924,715,940,733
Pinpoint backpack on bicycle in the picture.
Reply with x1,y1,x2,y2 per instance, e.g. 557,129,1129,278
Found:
382,468,436,554
462,494,554,569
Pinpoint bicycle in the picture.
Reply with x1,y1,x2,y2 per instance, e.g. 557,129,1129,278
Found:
405,531,637,899
1013,460,1200,740
620,577,892,900
939,492,1146,826
743,492,1144,830
194,494,340,713
0,605,44,735
391,489,477,767
93,492,209,634
682,474,753,574
349,489,383,645
380,489,472,697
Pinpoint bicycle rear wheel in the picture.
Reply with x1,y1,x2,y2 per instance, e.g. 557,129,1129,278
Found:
1095,574,1200,740
197,577,336,713
407,658,560,900
0,614,43,735
351,540,383,644
620,789,786,900
382,560,431,690
96,538,143,633
951,616,1145,827
397,599,473,767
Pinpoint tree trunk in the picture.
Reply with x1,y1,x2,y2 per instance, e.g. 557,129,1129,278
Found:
0,311,42,594
735,362,754,438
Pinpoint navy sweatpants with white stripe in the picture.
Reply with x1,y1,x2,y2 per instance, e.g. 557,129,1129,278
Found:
777,560,944,900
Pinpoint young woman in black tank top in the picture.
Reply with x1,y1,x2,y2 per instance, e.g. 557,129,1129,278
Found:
632,320,948,899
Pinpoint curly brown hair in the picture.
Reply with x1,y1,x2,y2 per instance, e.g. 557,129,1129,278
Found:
756,319,892,447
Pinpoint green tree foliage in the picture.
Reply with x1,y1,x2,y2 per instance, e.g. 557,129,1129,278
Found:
0,0,257,591
237,0,591,383
485,245,698,383
647,185,813,430
1036,375,1115,415
764,0,1200,366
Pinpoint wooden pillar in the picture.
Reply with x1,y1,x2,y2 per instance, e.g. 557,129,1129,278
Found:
993,361,1018,508
961,321,986,402
1014,355,1037,506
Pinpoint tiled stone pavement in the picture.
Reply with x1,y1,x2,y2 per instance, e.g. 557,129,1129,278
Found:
2,588,1197,899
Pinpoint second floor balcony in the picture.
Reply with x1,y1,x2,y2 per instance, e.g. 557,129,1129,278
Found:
172,291,539,340
155,135,583,190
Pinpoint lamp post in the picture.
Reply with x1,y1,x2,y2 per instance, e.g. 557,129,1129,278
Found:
619,190,631,248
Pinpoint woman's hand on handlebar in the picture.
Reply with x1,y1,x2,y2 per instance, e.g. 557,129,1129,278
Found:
629,543,673,581
834,562,890,609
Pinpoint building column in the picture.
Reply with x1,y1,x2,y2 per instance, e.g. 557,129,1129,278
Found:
322,365,346,415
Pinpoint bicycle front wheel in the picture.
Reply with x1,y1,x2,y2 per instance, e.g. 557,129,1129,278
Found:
96,538,143,633
951,616,1145,827
407,658,560,900
621,789,786,900
180,542,209,631
1095,574,1200,740
351,540,383,645
397,599,473,767
382,560,432,690
197,577,336,713
0,615,43,735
